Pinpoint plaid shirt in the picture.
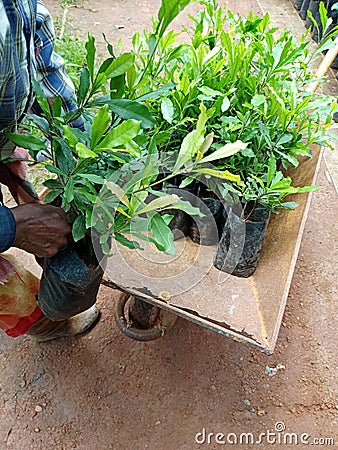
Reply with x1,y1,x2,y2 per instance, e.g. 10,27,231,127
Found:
0,0,79,161
0,0,80,252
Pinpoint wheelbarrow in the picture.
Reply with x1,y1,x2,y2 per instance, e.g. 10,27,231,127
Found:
102,45,338,354
101,142,322,355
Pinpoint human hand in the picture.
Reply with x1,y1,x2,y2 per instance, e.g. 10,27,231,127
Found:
11,204,71,257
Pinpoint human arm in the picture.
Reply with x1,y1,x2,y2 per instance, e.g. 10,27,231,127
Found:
33,0,84,129
0,206,16,253
0,1,74,258
0,203,71,258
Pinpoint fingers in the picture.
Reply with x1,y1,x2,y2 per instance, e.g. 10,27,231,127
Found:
11,204,72,257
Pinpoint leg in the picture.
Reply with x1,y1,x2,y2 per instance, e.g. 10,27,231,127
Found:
0,253,100,341
0,253,42,337
0,148,100,341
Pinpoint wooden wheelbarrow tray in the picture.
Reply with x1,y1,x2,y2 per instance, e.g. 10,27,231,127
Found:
104,145,323,355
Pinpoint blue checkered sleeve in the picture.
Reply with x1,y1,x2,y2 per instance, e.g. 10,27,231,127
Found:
0,0,37,159
0,0,83,160
34,1,83,128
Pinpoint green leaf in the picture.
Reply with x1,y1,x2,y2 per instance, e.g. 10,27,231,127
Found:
161,97,175,123
5,133,47,152
148,33,157,58
64,177,75,203
107,99,156,129
86,207,93,228
97,57,114,75
85,34,96,82
196,133,214,161
270,179,292,190
274,185,319,194
63,109,83,126
161,213,174,226
100,241,110,255
277,134,293,146
110,73,127,99
45,164,67,176
136,194,179,215
25,114,49,133
251,94,266,107
167,198,204,217
241,147,255,157
280,201,298,209
76,188,97,203
267,155,276,186
173,129,202,171
43,179,63,189
178,176,195,189
63,125,79,147
192,167,242,186
126,65,137,91
75,143,97,159
198,86,223,98
52,96,62,117
77,67,91,105
137,83,176,101
92,73,107,93
91,105,111,149
1,156,31,163
43,189,62,204
77,174,105,184
276,151,299,167
96,119,140,150
157,0,191,39
173,103,209,172
54,140,76,175
114,233,142,250
299,185,320,192
72,215,86,242
105,181,131,208
103,33,115,56
128,215,151,234
221,97,231,112
103,52,135,78
32,79,51,117
149,212,176,255
199,140,248,164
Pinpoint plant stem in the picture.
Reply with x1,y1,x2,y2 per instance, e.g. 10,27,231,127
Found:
130,38,160,99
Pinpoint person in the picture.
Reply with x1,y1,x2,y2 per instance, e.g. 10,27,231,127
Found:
0,0,100,341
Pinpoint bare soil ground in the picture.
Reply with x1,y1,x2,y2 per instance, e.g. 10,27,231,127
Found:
0,1,337,449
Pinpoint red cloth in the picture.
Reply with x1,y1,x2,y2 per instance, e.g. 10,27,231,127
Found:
1,148,41,337
5,305,43,337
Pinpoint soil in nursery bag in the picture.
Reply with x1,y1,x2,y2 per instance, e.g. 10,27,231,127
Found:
166,208,191,238
37,238,105,321
214,204,271,278
189,198,225,246
163,182,198,239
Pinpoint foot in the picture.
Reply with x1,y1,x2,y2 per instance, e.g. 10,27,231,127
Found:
27,305,100,342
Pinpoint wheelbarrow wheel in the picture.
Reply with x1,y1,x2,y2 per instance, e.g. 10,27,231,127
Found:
115,293,178,342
